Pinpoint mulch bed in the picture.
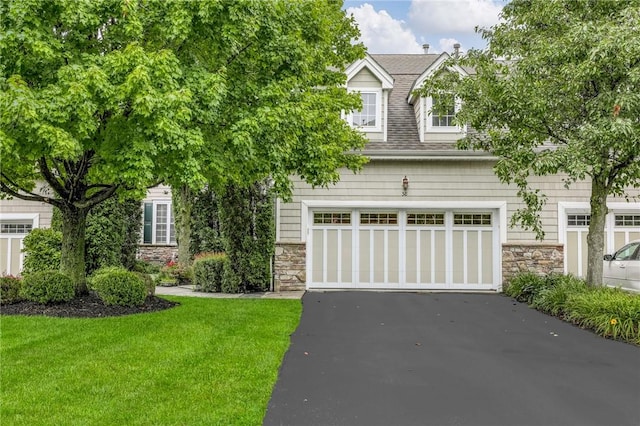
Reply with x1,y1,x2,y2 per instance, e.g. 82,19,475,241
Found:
0,293,179,318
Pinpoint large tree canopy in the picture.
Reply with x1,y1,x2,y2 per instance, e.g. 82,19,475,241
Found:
0,0,367,289
421,0,640,285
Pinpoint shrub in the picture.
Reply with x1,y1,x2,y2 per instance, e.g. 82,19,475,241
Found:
92,267,146,307
20,271,75,304
135,272,156,296
192,253,228,292
159,261,193,286
133,260,161,274
531,275,587,315
0,276,23,305
504,272,547,303
221,262,241,293
564,287,640,344
22,228,62,274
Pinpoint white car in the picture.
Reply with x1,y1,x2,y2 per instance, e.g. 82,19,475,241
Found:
603,239,640,293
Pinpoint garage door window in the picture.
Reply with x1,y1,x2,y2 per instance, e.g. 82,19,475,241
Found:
360,212,398,225
454,213,491,226
407,213,444,225
615,215,640,227
314,212,351,225
568,214,590,226
0,222,33,234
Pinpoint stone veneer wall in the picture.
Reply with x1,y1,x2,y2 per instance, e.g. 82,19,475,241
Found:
274,242,306,291
502,243,564,286
137,245,178,265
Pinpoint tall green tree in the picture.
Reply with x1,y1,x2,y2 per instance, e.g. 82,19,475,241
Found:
422,0,640,285
0,0,367,290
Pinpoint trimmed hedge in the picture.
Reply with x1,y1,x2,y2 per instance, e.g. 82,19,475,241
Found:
0,276,23,305
92,267,146,307
20,271,75,304
192,253,228,292
21,228,62,274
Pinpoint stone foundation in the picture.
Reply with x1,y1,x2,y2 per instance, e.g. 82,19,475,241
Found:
274,242,306,291
502,243,564,286
137,245,178,265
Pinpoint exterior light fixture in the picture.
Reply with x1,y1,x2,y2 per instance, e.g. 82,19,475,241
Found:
402,176,409,196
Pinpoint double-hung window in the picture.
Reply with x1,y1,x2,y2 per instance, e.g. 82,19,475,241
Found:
143,202,176,245
426,93,463,133
348,89,382,131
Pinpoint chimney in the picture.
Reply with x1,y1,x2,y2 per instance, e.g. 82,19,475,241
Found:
422,43,429,54
453,43,460,58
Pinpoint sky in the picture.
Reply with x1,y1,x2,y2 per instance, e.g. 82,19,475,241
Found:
343,0,508,54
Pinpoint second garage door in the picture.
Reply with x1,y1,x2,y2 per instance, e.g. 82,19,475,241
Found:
308,208,501,291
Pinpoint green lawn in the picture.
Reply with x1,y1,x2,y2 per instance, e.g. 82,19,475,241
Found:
0,297,301,425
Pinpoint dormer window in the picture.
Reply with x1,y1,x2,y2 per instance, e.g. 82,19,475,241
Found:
348,89,382,132
425,94,463,133
431,94,455,127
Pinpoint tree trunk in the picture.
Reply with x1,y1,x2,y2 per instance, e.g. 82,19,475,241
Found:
60,205,89,294
173,184,194,265
585,177,608,286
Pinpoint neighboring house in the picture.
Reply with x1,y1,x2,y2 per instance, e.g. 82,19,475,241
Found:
272,51,640,291
2,51,639,288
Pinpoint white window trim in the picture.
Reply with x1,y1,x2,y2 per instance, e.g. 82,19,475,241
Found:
346,88,383,132
150,200,176,245
425,96,466,134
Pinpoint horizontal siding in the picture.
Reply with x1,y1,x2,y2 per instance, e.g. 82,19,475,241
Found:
348,67,381,87
278,160,640,243
143,185,172,201
0,185,54,228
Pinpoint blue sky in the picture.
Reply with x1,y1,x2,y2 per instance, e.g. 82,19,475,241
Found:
343,0,508,54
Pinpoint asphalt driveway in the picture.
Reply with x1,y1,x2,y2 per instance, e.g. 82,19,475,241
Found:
263,292,640,426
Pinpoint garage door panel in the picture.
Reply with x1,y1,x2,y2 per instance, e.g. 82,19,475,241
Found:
0,238,8,275
482,231,494,284
387,230,399,284
405,230,417,283
467,231,478,284
326,230,339,283
452,231,464,284
312,229,324,283
10,239,21,274
433,230,446,284
359,231,370,283
373,230,385,283
341,230,353,284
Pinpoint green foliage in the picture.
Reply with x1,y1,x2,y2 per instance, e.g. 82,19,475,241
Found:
190,188,224,256
219,182,274,293
91,267,146,307
564,287,640,344
21,229,62,274
423,0,640,284
507,272,639,344
504,272,547,303
1,0,367,288
221,262,242,294
0,276,22,305
531,275,587,316
134,272,155,297
85,197,142,275
192,253,228,292
133,260,161,274
20,271,75,304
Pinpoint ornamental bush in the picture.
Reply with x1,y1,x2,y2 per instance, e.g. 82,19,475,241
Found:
22,228,62,274
0,276,23,305
192,252,228,292
504,272,548,303
20,271,75,304
92,267,146,307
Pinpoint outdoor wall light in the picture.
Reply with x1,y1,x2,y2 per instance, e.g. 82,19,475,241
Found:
402,176,409,196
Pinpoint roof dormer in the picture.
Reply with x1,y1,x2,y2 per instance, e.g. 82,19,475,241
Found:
345,54,394,142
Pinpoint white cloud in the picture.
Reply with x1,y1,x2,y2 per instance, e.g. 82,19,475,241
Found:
437,38,464,54
408,0,503,34
346,3,423,54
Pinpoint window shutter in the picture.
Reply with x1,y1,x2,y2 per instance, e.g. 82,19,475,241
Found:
143,203,153,244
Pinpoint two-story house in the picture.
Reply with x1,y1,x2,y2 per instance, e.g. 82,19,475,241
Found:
2,50,639,288
272,51,640,292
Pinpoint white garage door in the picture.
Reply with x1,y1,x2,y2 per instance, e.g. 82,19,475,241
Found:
0,219,34,276
565,211,640,277
308,208,500,290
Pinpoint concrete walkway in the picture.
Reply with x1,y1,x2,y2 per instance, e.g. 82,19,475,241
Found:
155,284,304,299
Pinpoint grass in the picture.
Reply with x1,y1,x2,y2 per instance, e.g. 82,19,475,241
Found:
0,297,301,425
